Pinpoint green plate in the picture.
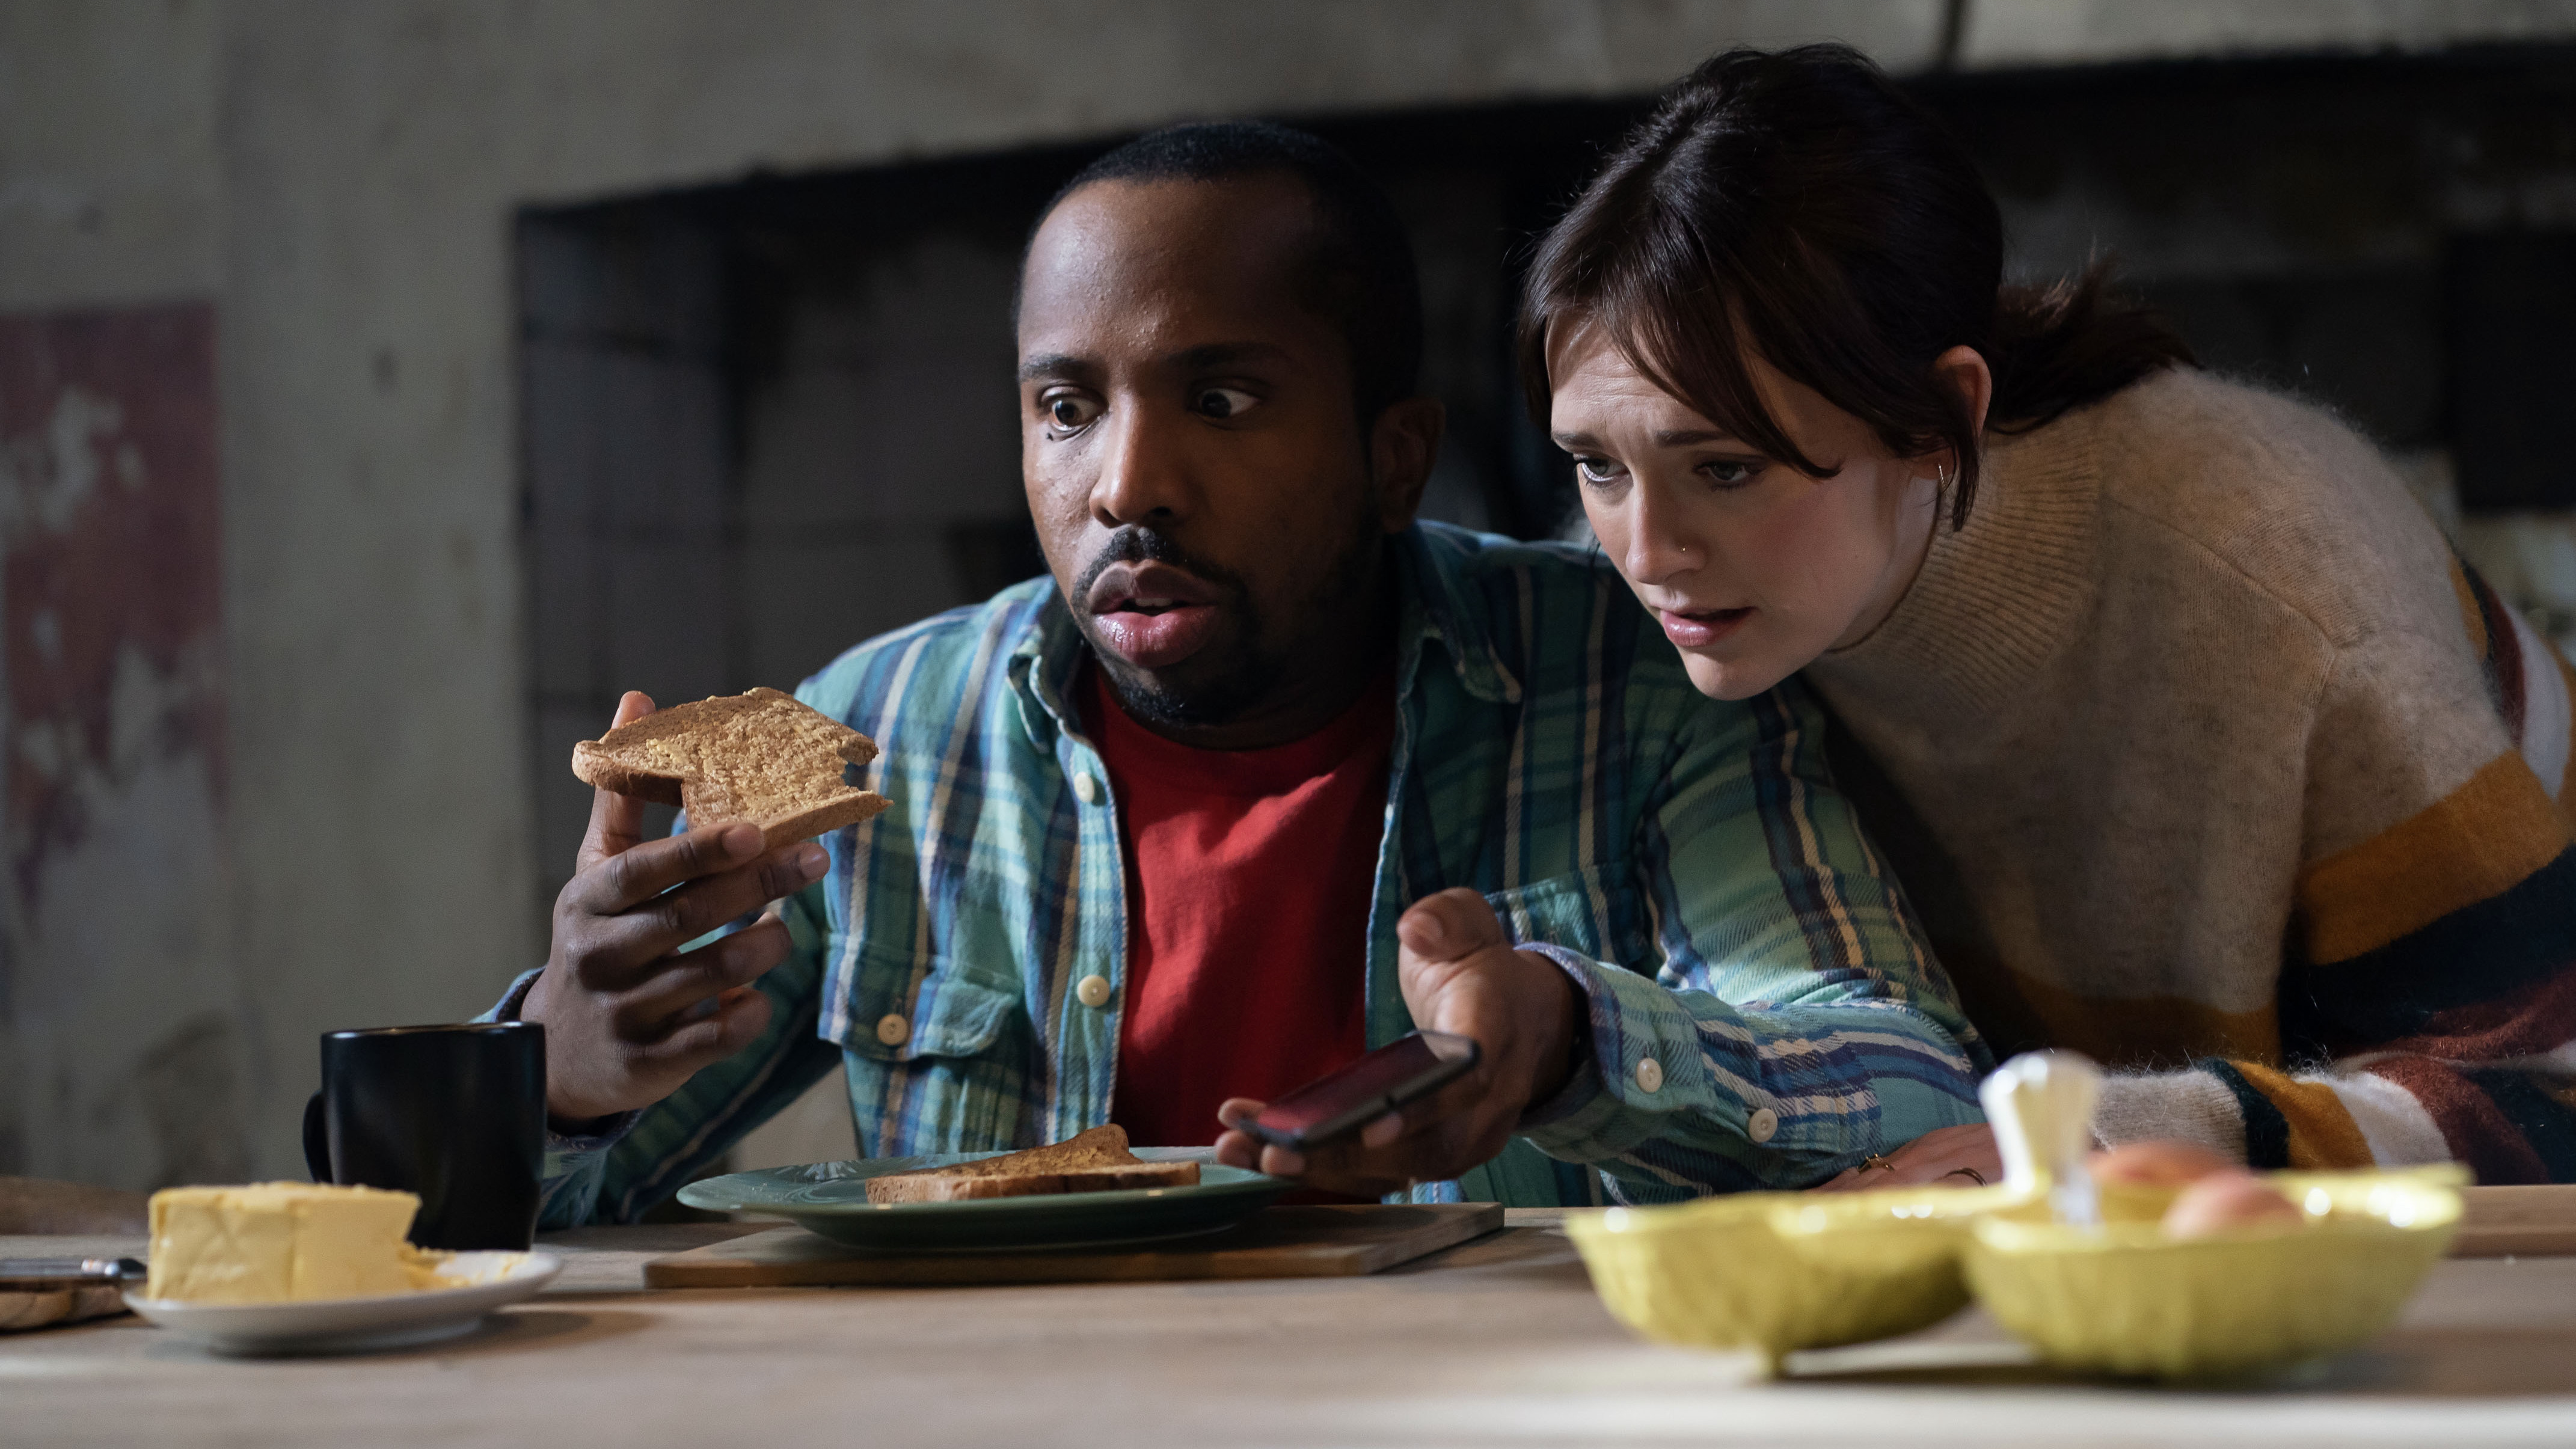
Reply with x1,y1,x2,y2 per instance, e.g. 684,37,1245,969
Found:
676,1148,1290,1252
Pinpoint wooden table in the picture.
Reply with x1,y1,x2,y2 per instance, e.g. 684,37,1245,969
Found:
9,1211,2576,1447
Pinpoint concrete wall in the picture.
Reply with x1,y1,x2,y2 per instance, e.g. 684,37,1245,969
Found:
0,2,237,1187
8,0,2576,1187
0,1,220,310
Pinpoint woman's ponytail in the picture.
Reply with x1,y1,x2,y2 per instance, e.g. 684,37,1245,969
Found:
1520,44,2196,530
1988,261,2197,443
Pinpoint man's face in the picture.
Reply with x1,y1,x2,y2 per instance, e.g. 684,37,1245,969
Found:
1016,174,1412,736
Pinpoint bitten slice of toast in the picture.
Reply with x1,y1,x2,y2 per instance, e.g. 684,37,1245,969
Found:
571,687,890,852
863,1124,1202,1205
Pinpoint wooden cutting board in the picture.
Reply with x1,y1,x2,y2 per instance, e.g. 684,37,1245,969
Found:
642,1202,1504,1288
2454,1184,2576,1257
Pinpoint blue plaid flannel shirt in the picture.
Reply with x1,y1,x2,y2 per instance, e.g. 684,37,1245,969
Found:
497,524,1988,1222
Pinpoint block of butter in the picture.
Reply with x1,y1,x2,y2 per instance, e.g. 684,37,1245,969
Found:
144,1183,459,1303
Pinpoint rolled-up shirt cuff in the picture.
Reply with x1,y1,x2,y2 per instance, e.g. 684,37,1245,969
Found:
1510,942,1744,1162
479,966,643,1160
479,967,542,1024
1513,950,1604,1133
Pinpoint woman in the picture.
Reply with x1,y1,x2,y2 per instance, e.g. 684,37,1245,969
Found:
1518,45,2576,1185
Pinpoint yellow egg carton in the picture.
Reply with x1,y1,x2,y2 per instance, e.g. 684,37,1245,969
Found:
1565,1184,2014,1373
1565,1165,2463,1379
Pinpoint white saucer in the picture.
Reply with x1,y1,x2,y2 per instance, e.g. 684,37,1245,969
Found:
122,1251,561,1356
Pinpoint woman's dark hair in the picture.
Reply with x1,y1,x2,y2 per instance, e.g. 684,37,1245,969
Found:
1518,44,2194,527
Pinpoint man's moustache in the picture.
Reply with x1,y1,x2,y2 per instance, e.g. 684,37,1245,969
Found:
1073,526,1245,601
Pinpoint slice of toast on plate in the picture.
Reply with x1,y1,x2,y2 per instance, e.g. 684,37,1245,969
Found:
572,687,890,851
863,1124,1202,1204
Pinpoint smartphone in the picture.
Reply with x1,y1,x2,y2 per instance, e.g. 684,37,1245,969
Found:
1241,1031,1481,1151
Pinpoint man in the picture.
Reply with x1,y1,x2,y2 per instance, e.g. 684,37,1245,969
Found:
506,123,1986,1222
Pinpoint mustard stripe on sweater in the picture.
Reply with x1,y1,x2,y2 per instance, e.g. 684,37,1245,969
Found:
1804,367,2576,1183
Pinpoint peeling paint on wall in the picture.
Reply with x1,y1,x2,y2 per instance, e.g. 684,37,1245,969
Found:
0,303,244,1187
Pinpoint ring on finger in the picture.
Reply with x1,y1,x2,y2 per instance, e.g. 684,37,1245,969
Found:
1942,1166,1987,1186
1860,1154,1897,1174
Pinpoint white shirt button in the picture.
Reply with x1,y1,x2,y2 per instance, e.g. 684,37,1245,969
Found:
1075,974,1114,1009
874,1013,910,1047
1747,1106,1779,1144
1633,1057,1664,1094
1073,771,1103,805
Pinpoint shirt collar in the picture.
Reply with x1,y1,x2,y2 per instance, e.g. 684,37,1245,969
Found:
1005,522,1524,743
1396,522,1523,706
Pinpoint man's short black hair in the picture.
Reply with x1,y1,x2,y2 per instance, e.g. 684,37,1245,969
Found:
1025,121,1424,426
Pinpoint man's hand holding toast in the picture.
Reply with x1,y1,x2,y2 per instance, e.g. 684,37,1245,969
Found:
520,691,842,1128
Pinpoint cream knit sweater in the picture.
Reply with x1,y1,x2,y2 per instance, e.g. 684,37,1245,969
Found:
1804,367,2576,1175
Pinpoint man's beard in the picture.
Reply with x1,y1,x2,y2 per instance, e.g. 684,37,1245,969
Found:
1073,513,1379,731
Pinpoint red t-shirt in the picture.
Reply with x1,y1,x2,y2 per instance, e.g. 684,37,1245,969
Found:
1088,664,1395,1148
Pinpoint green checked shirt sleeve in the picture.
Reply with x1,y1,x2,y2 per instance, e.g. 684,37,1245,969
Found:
1504,680,1991,1200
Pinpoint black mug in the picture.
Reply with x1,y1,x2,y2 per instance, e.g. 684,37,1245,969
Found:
301,1022,546,1250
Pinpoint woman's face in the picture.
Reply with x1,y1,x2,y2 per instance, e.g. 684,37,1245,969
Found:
1550,329,1949,700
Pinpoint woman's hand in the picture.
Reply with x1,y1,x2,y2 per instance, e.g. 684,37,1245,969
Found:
1810,1122,2002,1192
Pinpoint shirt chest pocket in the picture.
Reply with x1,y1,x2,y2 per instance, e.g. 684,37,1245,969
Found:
829,937,1024,1064
1485,863,1651,966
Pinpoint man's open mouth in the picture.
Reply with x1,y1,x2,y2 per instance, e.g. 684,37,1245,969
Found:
1085,561,1226,669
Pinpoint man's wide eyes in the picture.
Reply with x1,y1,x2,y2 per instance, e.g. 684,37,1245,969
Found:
1044,394,1101,430
1035,389,1256,430
1194,387,1257,420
